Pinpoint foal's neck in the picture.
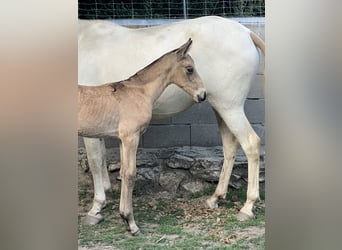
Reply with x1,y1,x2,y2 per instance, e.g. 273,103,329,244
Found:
129,56,173,106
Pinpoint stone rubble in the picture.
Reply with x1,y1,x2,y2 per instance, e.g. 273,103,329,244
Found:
78,146,265,194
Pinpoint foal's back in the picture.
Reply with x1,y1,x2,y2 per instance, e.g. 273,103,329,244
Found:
78,82,151,138
78,84,122,138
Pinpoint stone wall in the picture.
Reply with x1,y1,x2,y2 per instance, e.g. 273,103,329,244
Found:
78,146,265,193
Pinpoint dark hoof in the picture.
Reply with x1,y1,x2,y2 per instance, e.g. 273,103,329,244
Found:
84,214,104,225
131,228,141,236
236,211,254,221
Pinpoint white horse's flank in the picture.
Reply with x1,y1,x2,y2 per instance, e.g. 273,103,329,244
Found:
79,16,265,224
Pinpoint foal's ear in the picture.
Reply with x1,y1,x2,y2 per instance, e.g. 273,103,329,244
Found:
176,38,192,58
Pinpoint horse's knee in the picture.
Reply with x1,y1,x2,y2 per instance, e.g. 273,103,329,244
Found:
244,134,260,161
121,171,136,184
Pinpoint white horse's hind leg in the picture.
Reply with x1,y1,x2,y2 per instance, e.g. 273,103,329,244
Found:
215,108,260,220
100,138,111,191
206,110,239,208
84,137,107,224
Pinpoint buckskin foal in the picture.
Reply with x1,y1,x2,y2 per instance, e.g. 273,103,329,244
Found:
78,39,206,235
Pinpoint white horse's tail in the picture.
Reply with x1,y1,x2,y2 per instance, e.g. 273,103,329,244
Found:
249,31,265,56
249,31,265,93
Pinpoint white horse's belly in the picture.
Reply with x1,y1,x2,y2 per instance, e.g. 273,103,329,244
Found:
152,85,194,119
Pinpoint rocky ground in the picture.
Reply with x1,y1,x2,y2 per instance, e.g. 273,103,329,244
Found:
78,146,265,249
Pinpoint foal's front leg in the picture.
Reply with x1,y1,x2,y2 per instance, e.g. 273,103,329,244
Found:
119,134,140,235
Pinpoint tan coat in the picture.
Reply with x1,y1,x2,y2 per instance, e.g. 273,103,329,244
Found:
78,39,206,235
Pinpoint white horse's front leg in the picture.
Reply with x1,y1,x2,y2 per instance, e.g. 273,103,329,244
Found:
119,134,140,236
84,137,107,224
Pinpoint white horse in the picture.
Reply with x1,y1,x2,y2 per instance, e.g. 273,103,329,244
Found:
78,16,265,225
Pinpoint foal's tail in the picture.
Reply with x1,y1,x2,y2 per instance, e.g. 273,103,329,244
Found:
249,31,265,94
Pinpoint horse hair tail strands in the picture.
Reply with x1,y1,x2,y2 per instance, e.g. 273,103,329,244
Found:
249,31,265,56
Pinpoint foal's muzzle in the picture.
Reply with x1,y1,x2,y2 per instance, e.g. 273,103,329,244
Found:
196,90,207,103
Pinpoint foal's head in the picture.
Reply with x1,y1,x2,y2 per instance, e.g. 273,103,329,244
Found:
167,39,206,103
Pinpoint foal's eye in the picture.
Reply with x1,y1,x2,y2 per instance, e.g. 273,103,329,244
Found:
186,66,194,74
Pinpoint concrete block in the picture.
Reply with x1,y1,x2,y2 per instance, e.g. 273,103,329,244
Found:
256,59,265,75
105,137,143,148
244,99,265,124
171,101,216,124
150,117,172,125
252,124,265,145
104,138,120,148
142,125,190,148
190,124,222,146
248,74,264,99
79,136,120,148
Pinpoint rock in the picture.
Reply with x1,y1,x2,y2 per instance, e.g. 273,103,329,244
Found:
136,165,162,182
180,180,208,194
231,195,239,202
165,153,194,169
136,149,160,168
80,158,89,172
229,174,244,189
78,148,89,172
232,163,248,180
108,162,120,172
158,170,188,193
189,159,223,181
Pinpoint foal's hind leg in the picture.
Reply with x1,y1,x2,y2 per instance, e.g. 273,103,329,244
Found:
206,110,239,209
84,137,107,225
209,108,260,220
